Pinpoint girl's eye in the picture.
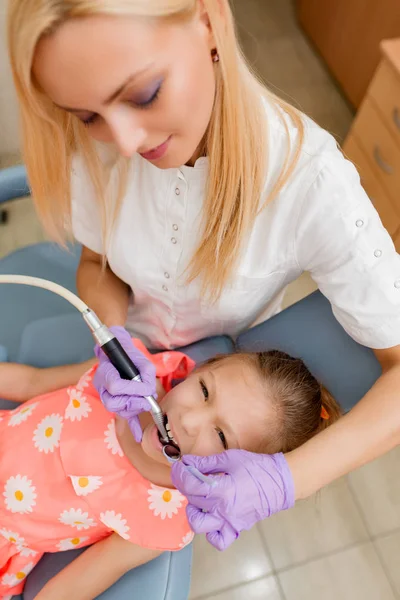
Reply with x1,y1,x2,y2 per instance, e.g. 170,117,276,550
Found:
217,429,228,450
199,379,209,401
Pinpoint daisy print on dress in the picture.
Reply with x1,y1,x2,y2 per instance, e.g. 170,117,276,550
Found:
59,508,96,531
147,485,185,519
0,529,26,548
8,402,38,427
57,536,89,551
65,389,92,422
104,420,123,457
100,511,130,540
3,475,37,514
33,413,63,454
76,368,94,391
179,532,195,548
19,546,38,558
1,562,34,587
70,475,103,497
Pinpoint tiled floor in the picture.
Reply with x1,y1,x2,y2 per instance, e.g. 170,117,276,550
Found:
1,1,399,599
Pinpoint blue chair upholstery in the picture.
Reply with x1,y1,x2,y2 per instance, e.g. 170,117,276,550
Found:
0,165,383,599
0,165,30,205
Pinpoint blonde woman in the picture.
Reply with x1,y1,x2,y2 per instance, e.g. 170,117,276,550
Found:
7,0,400,570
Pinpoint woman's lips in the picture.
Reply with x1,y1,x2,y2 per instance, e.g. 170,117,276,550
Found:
139,136,171,161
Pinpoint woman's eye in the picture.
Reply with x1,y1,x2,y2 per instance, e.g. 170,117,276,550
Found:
131,83,162,109
217,429,228,450
199,379,209,401
81,114,98,127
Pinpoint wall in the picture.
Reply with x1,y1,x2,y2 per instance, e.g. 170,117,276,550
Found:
0,3,20,158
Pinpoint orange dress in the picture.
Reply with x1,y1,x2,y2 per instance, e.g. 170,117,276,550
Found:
0,341,195,598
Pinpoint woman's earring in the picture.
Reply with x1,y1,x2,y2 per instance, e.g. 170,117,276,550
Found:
211,48,220,63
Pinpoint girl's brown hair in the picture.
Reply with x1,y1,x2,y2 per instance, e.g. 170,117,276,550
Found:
204,350,341,454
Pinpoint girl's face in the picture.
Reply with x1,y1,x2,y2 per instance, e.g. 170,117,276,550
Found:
140,359,274,465
33,11,217,167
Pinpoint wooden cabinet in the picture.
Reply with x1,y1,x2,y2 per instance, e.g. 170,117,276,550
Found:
343,39,400,251
296,0,400,108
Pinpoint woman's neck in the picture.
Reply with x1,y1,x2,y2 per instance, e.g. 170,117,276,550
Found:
115,415,174,489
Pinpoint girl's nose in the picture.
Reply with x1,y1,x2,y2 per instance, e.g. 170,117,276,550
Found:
180,407,212,438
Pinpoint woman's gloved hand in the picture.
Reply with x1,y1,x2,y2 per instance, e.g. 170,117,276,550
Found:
93,326,157,442
171,449,295,551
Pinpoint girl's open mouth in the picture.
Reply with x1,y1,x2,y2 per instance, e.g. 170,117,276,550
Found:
158,415,181,457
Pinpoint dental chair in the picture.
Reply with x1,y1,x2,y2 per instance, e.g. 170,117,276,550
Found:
0,166,382,599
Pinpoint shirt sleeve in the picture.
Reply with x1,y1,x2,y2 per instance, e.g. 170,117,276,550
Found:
70,154,104,254
295,152,400,349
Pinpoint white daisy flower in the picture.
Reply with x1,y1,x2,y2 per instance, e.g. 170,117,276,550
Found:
76,371,93,391
179,532,195,548
1,562,34,587
3,475,37,514
8,402,38,427
70,475,103,497
0,529,25,547
19,547,38,558
104,420,123,457
57,536,89,551
65,389,92,421
58,508,96,531
33,414,63,453
100,511,130,540
147,485,184,520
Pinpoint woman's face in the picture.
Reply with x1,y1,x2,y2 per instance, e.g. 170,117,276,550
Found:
33,11,217,167
140,359,275,465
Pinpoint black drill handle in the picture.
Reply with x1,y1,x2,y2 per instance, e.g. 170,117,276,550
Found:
101,338,140,381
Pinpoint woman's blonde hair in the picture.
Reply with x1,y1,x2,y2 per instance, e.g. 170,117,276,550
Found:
7,0,304,300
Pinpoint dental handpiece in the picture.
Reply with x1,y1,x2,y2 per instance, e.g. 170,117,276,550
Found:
82,309,170,443
2,274,216,478
0,275,173,450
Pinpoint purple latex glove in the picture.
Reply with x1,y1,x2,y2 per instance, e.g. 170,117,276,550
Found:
171,449,295,551
93,326,157,442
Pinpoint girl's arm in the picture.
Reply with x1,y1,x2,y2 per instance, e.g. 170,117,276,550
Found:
34,534,162,600
0,359,96,403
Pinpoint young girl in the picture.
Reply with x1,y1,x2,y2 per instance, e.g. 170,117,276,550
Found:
0,341,340,599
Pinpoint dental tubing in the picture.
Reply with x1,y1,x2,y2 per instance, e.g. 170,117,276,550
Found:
0,274,169,442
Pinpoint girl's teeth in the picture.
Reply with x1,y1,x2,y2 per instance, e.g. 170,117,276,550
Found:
165,423,177,444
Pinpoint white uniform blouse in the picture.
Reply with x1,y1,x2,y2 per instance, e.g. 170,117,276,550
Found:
71,99,400,350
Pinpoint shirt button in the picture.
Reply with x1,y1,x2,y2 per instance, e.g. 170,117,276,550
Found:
175,188,180,196
162,285,168,292
172,224,179,231
171,237,177,244
164,272,170,279
374,249,382,258
395,280,400,289
356,219,364,228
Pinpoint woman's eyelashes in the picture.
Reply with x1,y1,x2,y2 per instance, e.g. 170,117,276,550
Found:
199,378,228,450
132,81,163,109
80,82,163,126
